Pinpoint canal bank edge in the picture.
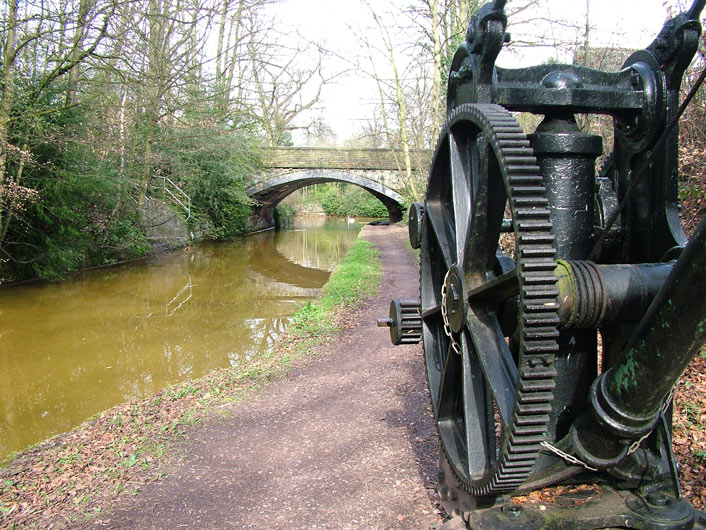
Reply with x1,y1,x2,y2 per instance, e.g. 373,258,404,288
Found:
0,227,382,529
139,197,295,255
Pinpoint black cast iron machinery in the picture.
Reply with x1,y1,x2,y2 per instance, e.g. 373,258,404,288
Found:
380,0,706,527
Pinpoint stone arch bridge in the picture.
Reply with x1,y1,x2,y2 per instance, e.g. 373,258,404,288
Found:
247,147,420,228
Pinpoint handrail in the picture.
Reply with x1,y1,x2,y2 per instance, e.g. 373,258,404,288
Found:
157,176,191,220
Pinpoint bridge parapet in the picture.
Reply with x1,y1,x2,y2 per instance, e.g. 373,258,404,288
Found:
251,168,401,192
260,147,427,171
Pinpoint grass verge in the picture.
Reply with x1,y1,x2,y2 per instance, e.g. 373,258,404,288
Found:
0,235,381,529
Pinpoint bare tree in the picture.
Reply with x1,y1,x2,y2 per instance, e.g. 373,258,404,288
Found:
129,0,217,205
246,18,336,146
304,116,337,147
214,0,274,119
361,2,424,200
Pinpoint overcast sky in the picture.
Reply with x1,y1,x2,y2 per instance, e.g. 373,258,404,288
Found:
266,0,697,143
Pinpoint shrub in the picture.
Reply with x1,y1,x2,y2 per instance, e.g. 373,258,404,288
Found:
274,203,295,228
154,128,260,239
313,183,388,218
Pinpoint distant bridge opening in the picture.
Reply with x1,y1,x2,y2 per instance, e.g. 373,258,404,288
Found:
247,147,429,228
248,169,404,224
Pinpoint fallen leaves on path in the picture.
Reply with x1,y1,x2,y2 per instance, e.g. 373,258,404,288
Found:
0,327,337,529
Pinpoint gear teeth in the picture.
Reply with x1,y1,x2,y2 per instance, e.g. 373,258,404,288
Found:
519,391,554,404
503,148,534,157
522,341,559,354
517,402,552,414
521,259,557,269
519,367,557,380
519,233,555,244
509,175,543,184
424,103,559,498
515,207,552,218
513,186,546,195
519,378,557,392
514,197,549,208
504,156,538,165
516,220,554,231
524,327,560,340
513,422,551,435
525,313,561,326
506,165,539,174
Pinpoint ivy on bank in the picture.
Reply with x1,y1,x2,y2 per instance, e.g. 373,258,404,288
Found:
0,95,263,283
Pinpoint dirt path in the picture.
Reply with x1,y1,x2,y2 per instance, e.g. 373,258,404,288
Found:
92,224,444,529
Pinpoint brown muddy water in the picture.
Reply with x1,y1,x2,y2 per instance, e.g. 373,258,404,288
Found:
0,216,366,460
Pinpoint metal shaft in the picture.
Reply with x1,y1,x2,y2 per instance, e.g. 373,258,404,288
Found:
571,213,706,467
688,0,706,20
555,261,673,329
602,214,706,425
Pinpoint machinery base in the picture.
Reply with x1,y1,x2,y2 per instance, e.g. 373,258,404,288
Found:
438,486,706,530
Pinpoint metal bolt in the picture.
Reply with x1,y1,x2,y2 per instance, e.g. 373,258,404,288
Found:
377,318,393,328
449,284,460,314
502,504,523,518
646,491,671,507
630,72,642,89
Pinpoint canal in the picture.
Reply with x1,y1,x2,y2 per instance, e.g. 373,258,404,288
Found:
0,216,365,460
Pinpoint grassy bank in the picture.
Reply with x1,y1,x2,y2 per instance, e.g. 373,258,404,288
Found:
0,235,381,529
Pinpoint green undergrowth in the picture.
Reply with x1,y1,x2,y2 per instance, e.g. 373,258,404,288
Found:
0,233,382,529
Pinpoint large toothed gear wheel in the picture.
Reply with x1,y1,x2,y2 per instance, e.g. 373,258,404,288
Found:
419,103,560,498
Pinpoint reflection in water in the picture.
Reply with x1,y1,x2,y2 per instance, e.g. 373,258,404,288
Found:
250,237,330,289
0,216,362,459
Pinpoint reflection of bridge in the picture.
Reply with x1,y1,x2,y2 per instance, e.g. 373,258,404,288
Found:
247,147,423,228
249,234,330,290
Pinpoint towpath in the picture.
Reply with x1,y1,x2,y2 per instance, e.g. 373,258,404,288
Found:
94,224,445,529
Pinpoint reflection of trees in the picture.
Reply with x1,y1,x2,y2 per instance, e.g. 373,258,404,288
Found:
256,317,289,357
0,350,43,458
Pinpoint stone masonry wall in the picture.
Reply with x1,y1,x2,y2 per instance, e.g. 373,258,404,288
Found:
260,147,428,171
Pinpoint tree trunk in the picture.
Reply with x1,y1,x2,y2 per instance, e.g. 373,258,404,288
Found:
379,16,420,201
66,0,91,106
0,0,18,193
139,127,154,208
430,0,442,136
216,0,228,80
0,140,29,247
227,1,246,109
138,0,167,207
390,55,419,201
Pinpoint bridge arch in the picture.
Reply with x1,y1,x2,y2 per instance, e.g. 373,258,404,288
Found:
247,169,405,224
